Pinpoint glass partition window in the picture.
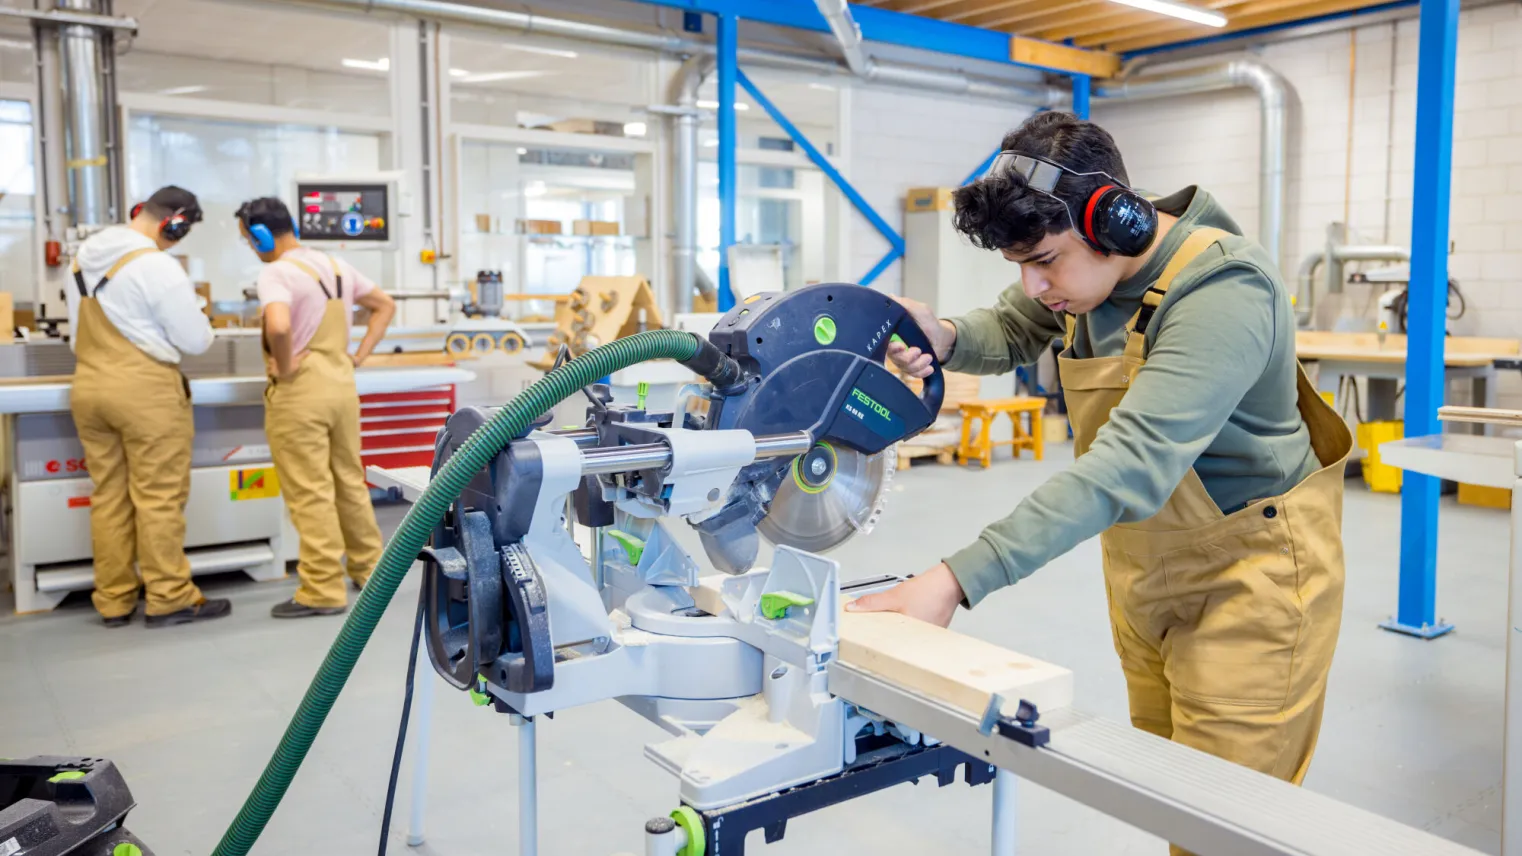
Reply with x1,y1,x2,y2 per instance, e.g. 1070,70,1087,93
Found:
458,139,637,318
697,156,828,294
127,113,385,298
0,99,37,306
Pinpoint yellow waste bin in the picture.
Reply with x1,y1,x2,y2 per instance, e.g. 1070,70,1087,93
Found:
1356,420,1404,493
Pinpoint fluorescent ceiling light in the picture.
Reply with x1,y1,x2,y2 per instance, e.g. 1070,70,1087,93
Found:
0,38,32,51
516,147,528,155
524,181,547,198
696,100,750,111
502,43,579,59
702,139,719,148
342,57,390,71
623,121,648,137
449,68,470,78
1109,0,1226,27
157,85,209,96
457,70,551,84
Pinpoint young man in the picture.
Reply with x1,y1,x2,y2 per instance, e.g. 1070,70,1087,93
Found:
236,197,397,619
851,112,1353,850
67,185,229,628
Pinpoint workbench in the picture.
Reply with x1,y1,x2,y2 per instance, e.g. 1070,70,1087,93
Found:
2,366,473,613
1297,331,1520,429
1379,408,1521,855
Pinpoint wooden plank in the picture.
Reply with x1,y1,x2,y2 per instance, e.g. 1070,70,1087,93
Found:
1037,0,1241,42
688,576,1073,716
362,351,459,367
1439,405,1522,428
1378,434,1516,490
1293,331,1518,367
1010,36,1120,77
1060,0,1275,45
837,611,1073,715
0,293,13,344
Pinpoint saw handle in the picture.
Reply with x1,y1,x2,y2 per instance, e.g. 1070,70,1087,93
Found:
889,310,947,417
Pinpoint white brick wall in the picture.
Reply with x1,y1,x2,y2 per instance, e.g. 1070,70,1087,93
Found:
1093,4,1522,405
845,85,1033,294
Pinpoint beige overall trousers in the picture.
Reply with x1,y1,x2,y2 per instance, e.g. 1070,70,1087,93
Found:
69,248,203,618
263,255,383,608
1060,227,1353,856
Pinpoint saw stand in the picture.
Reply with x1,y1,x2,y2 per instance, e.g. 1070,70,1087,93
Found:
369,461,1023,856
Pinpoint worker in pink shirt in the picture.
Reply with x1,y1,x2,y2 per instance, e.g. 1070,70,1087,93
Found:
236,196,397,619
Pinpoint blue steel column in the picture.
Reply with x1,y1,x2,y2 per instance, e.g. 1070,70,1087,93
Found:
717,13,738,311
1072,74,1091,120
1380,0,1460,639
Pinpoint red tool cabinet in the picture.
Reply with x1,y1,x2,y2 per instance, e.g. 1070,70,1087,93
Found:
358,384,456,478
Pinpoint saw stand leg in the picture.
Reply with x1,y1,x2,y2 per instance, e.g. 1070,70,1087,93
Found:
992,768,1017,854
515,714,539,856
644,817,687,856
407,635,436,847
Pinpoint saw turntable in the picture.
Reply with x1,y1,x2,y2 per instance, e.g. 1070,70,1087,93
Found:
219,283,1485,856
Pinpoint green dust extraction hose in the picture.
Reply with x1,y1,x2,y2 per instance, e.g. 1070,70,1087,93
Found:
213,329,737,856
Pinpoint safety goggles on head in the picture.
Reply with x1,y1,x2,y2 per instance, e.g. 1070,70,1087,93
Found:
988,150,1158,258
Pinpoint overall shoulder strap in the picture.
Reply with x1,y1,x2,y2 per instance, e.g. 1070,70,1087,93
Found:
74,247,158,297
1123,226,1231,360
324,254,343,299
282,257,334,300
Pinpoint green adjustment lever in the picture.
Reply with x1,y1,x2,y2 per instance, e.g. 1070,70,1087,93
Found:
760,591,815,620
608,530,646,565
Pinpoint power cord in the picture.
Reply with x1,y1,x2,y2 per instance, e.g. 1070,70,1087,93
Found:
378,588,427,856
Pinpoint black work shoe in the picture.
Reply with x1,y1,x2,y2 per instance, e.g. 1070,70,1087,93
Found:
101,610,133,628
350,577,366,593
145,598,232,628
270,599,347,619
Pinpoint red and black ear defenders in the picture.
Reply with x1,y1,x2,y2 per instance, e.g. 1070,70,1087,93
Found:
989,151,1158,258
129,202,193,242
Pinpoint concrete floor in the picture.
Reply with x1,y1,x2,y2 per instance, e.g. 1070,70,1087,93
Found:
0,442,1509,855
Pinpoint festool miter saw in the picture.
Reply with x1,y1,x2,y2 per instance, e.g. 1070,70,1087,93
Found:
419,282,975,847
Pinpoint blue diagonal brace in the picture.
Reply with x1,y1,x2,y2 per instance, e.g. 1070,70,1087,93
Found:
736,67,904,286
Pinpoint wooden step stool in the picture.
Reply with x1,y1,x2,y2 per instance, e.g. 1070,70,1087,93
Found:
957,396,1047,468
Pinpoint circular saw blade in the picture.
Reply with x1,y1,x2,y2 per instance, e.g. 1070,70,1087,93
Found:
757,442,896,554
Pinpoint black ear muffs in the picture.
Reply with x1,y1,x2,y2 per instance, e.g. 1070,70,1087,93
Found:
1081,185,1158,257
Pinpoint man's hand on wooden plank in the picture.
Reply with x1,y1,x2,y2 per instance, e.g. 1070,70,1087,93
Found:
845,561,965,628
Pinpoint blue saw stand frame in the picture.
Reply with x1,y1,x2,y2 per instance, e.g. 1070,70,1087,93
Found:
1379,0,1461,640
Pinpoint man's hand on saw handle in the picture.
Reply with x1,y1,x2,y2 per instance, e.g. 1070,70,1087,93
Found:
845,562,965,628
886,296,956,380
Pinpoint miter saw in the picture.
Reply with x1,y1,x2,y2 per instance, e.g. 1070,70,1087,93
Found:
419,283,984,845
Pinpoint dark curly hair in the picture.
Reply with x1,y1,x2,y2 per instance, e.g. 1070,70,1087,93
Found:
952,111,1130,254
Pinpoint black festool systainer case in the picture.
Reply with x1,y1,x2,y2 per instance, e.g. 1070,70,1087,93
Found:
0,756,153,856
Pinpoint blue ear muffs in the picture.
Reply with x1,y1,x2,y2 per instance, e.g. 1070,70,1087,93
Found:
248,223,275,254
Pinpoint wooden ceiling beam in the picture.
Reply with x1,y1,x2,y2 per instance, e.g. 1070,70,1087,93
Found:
1037,0,1238,43
891,0,979,14
1093,0,1376,51
943,0,1047,23
1074,0,1349,45
1010,35,1121,76
973,0,1103,29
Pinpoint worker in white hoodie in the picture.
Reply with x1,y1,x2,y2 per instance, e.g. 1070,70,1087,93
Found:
66,185,229,628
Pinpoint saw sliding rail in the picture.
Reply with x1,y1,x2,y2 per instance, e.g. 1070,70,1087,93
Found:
827,663,1480,856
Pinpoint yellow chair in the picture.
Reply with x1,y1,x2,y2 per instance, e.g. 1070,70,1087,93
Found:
957,397,1047,468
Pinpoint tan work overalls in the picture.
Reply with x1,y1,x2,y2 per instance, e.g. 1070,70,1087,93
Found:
262,254,383,608
1061,228,1353,856
69,248,203,618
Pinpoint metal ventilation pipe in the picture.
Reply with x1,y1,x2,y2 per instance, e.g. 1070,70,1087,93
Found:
669,54,714,315
58,0,111,226
815,0,870,77
1089,60,1291,271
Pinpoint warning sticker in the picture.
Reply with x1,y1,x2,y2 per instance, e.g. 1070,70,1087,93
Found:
0,836,21,856
67,496,91,509
230,467,281,501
